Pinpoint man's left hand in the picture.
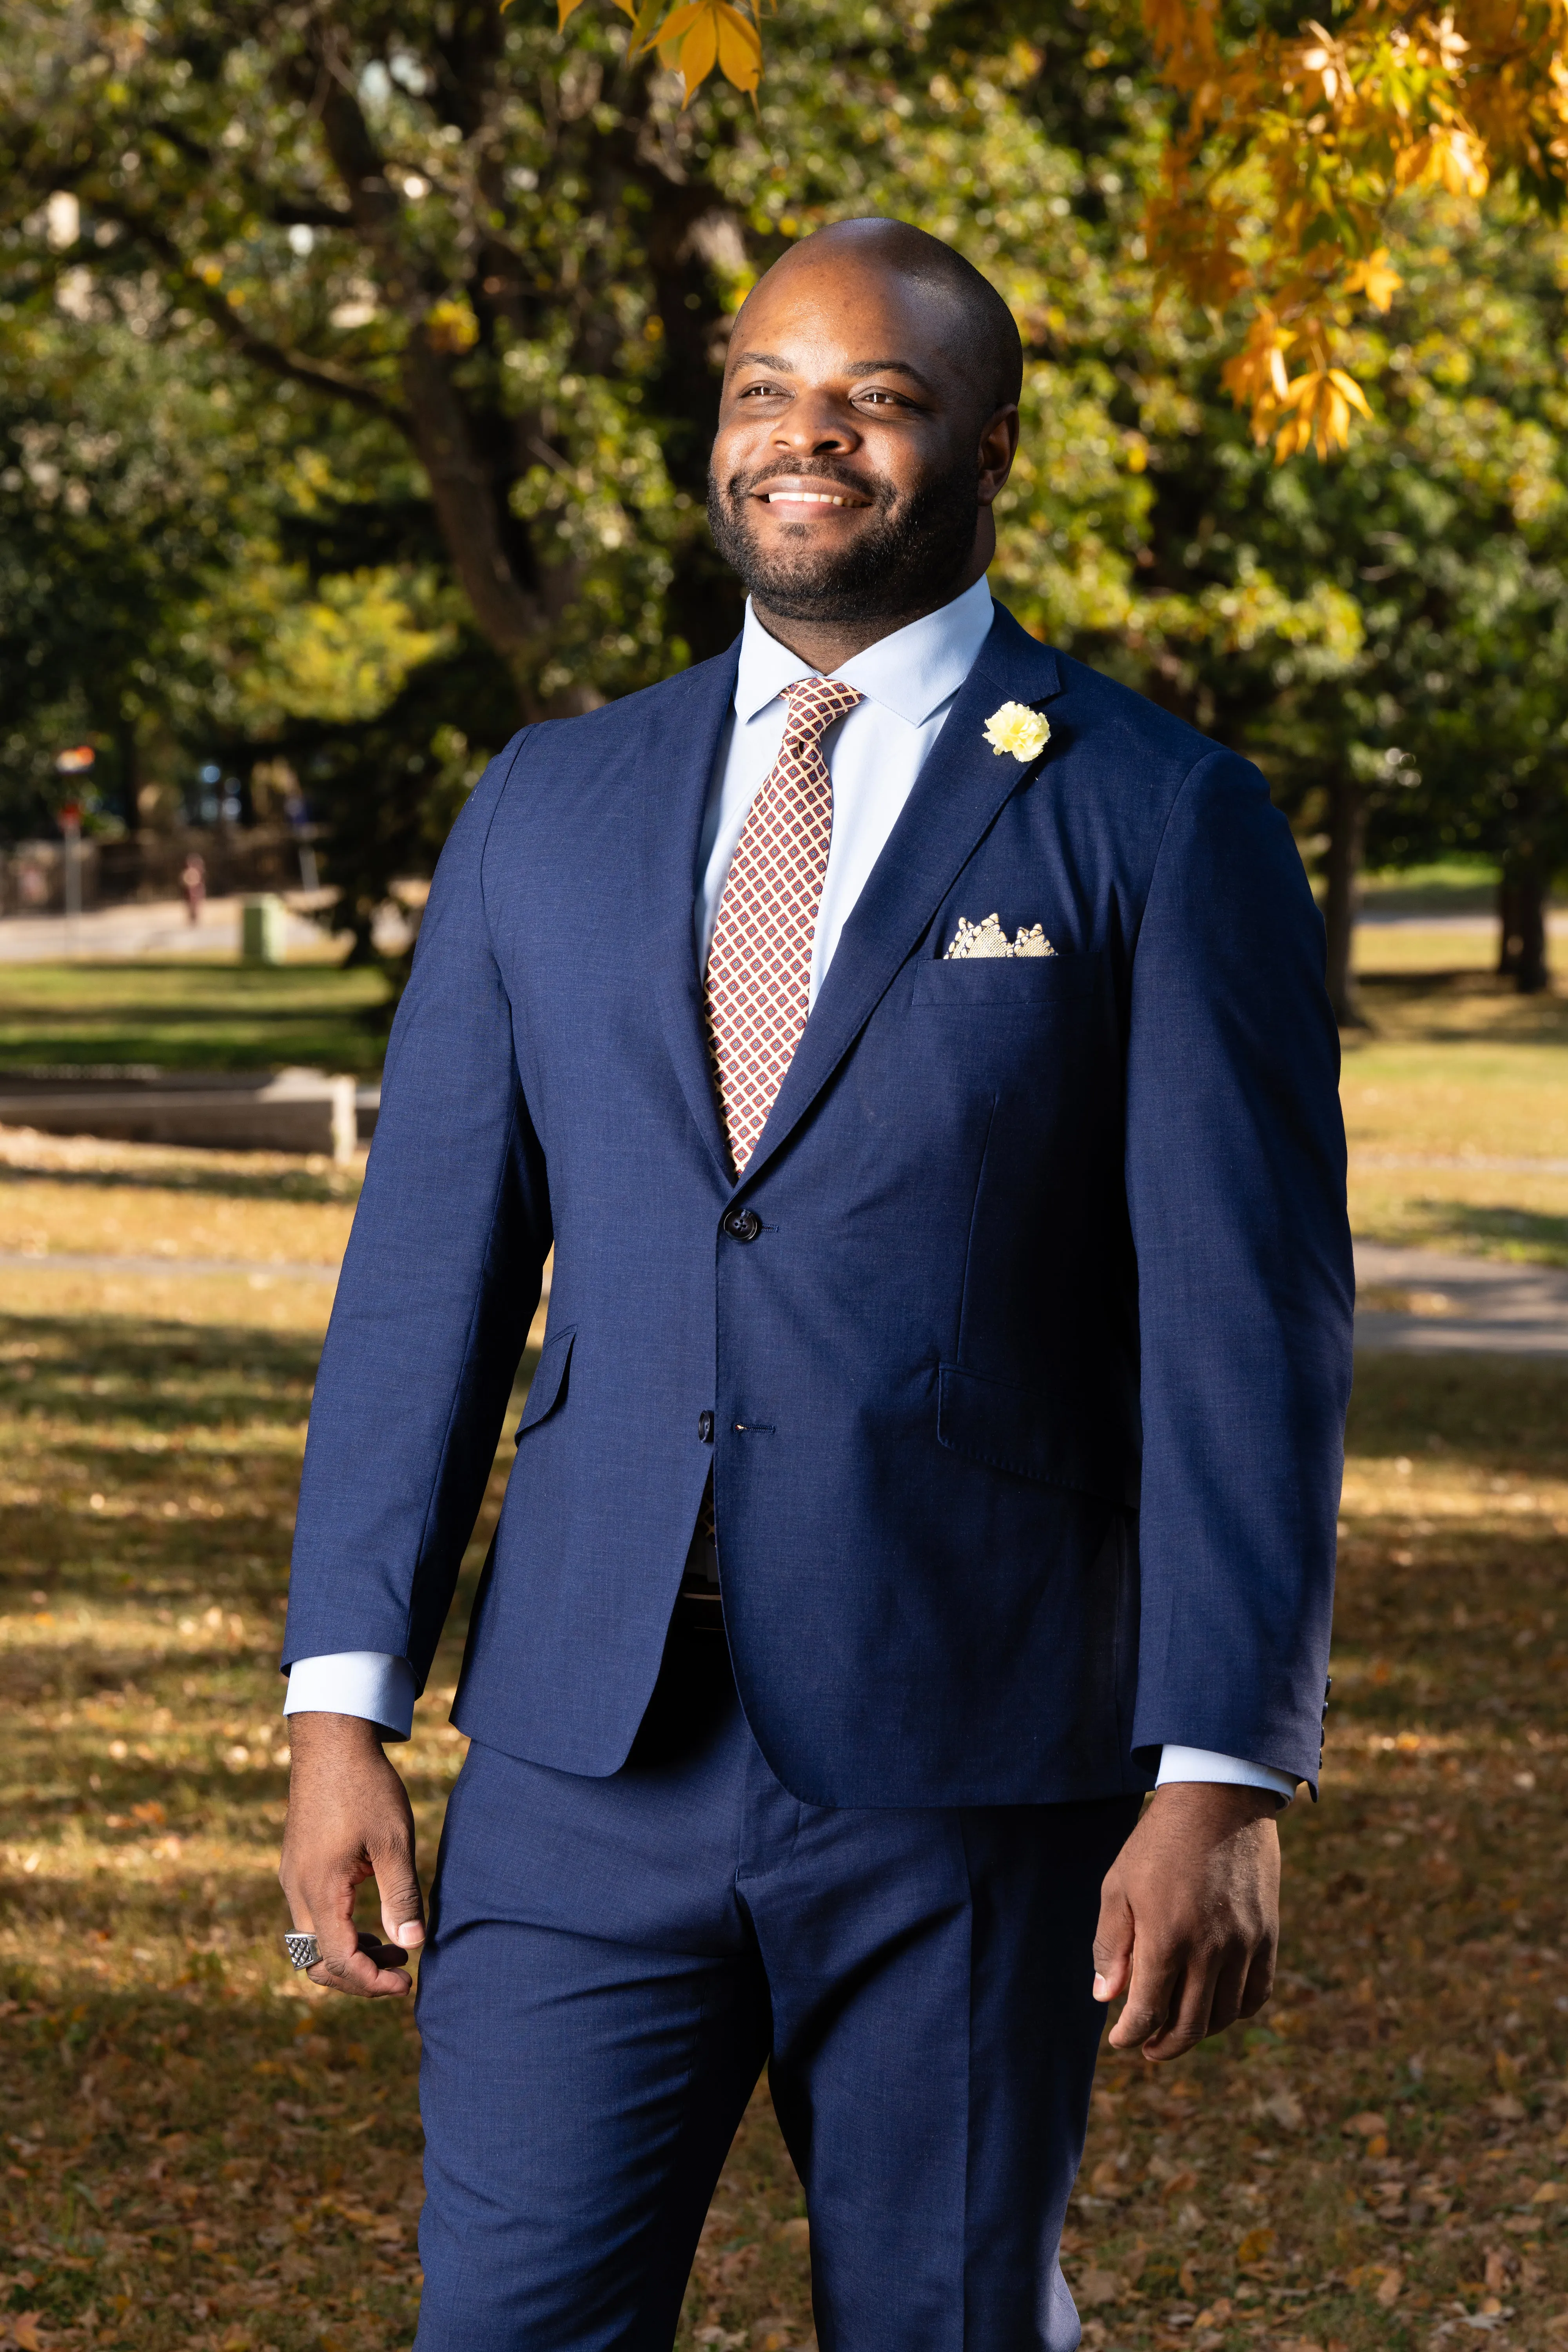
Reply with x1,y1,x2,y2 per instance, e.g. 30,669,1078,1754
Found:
1092,1783,1282,2060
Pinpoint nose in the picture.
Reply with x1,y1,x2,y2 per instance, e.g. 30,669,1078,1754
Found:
772,389,862,455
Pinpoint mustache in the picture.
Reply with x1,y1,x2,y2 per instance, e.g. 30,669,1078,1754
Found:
723,458,889,506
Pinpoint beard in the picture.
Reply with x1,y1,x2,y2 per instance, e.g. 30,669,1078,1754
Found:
706,454,982,623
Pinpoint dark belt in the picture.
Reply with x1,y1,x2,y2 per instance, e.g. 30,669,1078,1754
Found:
675,1497,724,1632
671,1583,726,1635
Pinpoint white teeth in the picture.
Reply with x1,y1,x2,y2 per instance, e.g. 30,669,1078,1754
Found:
765,490,850,505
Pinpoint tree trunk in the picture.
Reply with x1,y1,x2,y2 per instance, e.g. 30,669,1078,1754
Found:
1497,874,1523,977
1322,775,1368,1027
1499,858,1550,993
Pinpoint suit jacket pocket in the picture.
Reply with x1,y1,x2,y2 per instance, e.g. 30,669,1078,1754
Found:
911,947,1103,1007
937,1360,1137,1506
516,1325,576,1439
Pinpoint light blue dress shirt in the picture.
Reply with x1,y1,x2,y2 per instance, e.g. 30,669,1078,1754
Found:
285,577,1296,1804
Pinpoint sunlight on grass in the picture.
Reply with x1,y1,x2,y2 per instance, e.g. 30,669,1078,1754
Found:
0,1129,362,1269
1339,972,1568,1262
0,963,389,1076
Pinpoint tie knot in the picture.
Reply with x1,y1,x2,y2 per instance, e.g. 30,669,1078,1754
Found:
780,675,862,749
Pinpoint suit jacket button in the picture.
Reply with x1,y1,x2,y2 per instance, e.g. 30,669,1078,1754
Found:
698,1411,714,1442
723,1208,761,1242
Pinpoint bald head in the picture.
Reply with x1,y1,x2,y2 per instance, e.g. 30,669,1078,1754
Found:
742,219,1023,424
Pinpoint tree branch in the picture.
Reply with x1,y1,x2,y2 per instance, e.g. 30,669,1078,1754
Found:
299,31,557,670
129,216,410,430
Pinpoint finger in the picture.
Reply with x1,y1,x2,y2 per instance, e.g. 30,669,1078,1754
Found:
1142,1947,1224,2060
1237,1933,1277,2020
1107,1939,1181,2049
1092,1882,1134,2003
371,1836,425,1952
301,1870,409,1998
308,1931,415,2000
1200,1943,1253,2040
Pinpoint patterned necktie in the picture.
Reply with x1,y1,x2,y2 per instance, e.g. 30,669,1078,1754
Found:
704,675,863,1175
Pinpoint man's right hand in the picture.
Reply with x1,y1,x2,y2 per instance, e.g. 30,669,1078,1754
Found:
279,1713,426,1998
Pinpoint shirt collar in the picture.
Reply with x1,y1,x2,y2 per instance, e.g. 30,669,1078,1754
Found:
733,573,996,728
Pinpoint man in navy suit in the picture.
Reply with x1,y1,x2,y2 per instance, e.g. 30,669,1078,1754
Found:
279,218,1352,2351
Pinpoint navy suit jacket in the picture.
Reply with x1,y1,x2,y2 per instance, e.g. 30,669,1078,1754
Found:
283,602,1352,1806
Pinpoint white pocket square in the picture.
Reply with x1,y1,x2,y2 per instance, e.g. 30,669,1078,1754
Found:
942,913,1056,961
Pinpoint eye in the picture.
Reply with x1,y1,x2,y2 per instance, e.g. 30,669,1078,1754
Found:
737,379,788,399
857,388,912,408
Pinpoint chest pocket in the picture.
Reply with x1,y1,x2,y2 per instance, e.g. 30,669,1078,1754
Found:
910,947,1105,1010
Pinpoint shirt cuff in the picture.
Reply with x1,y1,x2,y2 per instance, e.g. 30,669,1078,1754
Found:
283,1652,416,1742
1156,1746,1298,1804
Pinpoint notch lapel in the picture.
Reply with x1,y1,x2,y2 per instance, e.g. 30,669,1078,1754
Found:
735,605,1064,1192
644,642,742,1185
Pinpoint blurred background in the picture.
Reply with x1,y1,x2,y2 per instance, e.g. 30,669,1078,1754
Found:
1,5,1566,2352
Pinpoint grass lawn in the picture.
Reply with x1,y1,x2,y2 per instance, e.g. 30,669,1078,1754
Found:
1342,971,1568,1266
1,1134,1566,2352
0,965,390,1078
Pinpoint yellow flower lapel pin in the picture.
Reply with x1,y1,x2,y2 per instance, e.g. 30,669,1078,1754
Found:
982,701,1051,762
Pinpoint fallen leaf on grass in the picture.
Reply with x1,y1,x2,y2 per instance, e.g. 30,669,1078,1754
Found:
1236,2227,1276,2265
1346,2262,1402,2305
1076,2270,1122,2307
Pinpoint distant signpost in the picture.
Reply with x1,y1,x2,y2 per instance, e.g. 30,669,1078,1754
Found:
54,744,94,957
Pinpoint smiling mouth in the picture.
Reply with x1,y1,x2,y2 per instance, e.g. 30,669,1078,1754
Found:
755,484,871,508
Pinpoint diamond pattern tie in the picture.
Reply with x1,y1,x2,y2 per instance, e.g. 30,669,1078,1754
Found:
704,675,863,1175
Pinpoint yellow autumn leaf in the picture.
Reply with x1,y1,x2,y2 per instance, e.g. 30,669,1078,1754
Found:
1236,2225,1276,2265
637,0,761,98
425,298,479,355
715,0,762,89
1327,369,1372,419
643,0,702,60
1342,249,1402,312
677,8,719,97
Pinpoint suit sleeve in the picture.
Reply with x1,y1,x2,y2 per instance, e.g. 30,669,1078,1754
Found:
1125,748,1353,1791
281,733,550,1693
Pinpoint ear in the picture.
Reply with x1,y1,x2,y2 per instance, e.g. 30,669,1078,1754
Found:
977,404,1020,506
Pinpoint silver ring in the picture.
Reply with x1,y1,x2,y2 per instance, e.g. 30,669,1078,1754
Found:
283,1931,321,1971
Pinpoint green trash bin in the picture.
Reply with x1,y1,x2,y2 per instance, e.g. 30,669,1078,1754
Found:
241,893,287,964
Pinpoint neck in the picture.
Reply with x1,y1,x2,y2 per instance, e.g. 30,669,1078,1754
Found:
748,595,954,675
746,526,993,675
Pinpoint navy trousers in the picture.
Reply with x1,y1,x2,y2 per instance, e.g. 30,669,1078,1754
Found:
414,1627,1140,2352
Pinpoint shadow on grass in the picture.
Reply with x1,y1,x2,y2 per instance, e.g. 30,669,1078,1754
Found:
0,1159,363,1206
1347,1348,1568,1459
1352,968,1568,1042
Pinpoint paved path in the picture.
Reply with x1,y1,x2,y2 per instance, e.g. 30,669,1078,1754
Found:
0,1249,338,1282
0,893,412,960
4,1244,1564,1350
1354,1242,1568,1355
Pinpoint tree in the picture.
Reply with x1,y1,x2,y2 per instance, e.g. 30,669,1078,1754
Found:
1060,178,1568,1019
544,0,1568,469
3,0,1220,920
0,296,226,838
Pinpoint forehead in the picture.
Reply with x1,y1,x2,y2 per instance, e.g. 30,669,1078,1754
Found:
726,254,966,387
